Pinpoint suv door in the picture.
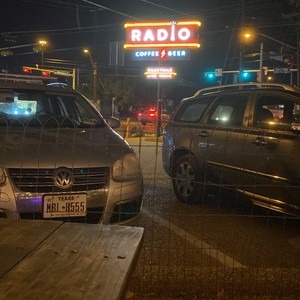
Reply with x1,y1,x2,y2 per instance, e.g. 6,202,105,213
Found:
197,92,251,191
237,91,300,215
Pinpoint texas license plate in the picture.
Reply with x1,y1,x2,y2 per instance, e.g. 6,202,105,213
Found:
43,194,87,218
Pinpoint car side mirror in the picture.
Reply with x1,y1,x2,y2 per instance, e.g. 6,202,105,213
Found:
106,116,120,129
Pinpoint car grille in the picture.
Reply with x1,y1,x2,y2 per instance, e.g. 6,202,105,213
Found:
8,167,108,193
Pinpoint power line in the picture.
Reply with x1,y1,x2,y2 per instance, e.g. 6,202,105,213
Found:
81,0,140,20
18,0,97,11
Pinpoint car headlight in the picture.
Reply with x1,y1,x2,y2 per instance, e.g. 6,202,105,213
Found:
0,168,6,185
112,153,142,181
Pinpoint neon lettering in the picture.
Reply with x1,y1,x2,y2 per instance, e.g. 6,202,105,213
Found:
178,28,190,40
157,29,168,41
143,29,155,41
131,29,141,41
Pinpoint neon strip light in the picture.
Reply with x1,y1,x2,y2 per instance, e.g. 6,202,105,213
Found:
124,21,201,28
124,43,200,49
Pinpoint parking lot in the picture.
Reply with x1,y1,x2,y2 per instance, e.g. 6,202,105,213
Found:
124,135,300,299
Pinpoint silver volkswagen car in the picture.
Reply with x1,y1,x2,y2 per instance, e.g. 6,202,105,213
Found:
0,81,143,224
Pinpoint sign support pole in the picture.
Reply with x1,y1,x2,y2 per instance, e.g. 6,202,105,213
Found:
156,59,161,138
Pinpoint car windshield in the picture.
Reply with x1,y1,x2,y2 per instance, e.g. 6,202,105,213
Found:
0,89,105,128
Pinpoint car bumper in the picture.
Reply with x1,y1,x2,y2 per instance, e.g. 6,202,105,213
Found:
0,178,143,225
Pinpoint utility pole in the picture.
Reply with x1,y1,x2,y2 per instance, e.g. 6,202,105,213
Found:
83,49,98,109
92,62,98,108
239,0,245,83
259,42,264,83
282,6,300,87
297,28,300,87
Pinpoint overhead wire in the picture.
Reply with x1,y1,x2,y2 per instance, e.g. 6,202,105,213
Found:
81,0,140,20
17,0,97,11
1,0,296,79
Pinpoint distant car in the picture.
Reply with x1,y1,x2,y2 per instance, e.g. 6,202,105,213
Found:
138,107,170,125
0,79,143,225
162,82,300,217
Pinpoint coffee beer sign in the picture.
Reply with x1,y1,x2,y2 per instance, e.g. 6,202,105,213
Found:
124,20,201,49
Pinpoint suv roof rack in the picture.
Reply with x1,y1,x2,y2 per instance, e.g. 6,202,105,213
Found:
0,73,57,85
195,83,299,96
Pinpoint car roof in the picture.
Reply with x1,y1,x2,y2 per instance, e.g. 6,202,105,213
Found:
194,83,300,97
0,81,75,94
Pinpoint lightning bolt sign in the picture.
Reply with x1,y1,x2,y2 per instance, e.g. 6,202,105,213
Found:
160,49,167,59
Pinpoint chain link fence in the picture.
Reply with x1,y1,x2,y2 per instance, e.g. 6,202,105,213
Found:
116,122,300,300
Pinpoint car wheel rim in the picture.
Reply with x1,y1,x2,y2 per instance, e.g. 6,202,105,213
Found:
175,162,196,197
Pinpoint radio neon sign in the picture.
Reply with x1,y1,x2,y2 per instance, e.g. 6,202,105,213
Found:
124,20,201,49
144,67,177,79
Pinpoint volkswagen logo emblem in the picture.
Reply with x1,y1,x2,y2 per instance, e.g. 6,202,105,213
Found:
53,168,73,189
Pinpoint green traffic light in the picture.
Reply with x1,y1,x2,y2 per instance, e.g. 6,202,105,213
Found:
204,72,215,80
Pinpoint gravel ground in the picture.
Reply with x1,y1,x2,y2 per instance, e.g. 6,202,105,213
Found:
123,138,300,299
126,180,300,299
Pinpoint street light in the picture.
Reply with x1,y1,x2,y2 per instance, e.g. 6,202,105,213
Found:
240,29,265,82
240,29,297,84
39,40,47,68
83,49,98,108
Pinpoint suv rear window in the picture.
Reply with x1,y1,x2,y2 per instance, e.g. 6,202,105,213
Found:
174,96,214,122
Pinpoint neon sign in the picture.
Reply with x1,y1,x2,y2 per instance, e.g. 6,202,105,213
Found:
132,49,190,60
144,67,177,79
124,20,201,49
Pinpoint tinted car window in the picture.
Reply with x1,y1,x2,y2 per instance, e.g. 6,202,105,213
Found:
255,94,300,128
0,89,105,128
207,94,248,126
174,96,214,122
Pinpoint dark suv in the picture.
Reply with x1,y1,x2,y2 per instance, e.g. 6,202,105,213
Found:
162,83,300,216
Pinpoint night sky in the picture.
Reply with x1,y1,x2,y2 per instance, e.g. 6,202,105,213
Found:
0,0,298,90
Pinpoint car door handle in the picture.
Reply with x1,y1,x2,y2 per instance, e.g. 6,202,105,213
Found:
251,137,267,146
196,131,208,138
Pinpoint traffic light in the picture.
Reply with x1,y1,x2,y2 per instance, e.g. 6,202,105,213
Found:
204,72,215,80
242,72,249,79
240,71,250,82
42,71,51,76
32,46,40,53
23,66,32,73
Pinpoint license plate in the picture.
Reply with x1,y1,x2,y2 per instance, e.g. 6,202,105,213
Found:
43,194,87,218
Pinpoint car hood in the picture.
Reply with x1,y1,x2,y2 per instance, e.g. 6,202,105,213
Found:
0,127,132,169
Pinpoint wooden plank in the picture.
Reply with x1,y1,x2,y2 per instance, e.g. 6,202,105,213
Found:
0,219,63,278
0,222,144,300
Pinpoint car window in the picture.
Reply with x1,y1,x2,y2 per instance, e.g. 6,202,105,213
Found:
174,96,214,122
0,89,105,128
207,94,248,126
255,95,300,128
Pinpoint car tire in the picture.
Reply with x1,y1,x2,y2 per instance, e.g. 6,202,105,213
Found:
172,154,204,204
